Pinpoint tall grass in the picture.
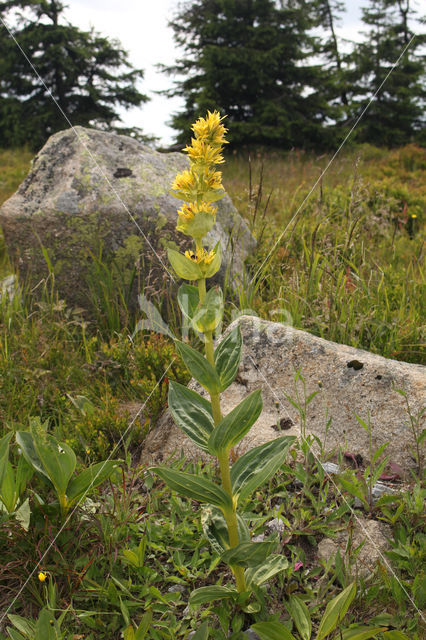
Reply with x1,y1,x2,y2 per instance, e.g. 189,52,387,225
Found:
223,144,425,363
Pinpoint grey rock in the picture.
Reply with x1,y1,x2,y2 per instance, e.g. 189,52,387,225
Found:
0,127,255,311
321,462,340,475
141,316,425,471
266,518,286,534
167,584,185,593
354,480,397,508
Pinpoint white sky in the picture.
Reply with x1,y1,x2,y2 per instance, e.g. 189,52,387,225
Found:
61,0,422,145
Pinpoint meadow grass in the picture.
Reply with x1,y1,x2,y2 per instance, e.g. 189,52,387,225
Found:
0,144,424,639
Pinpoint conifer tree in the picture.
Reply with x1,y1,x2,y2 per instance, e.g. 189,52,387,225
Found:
350,0,425,146
0,0,148,149
162,0,336,149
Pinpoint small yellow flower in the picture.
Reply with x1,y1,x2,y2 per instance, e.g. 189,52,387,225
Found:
191,110,228,146
38,571,47,582
411,214,417,219
184,248,216,266
184,139,225,166
204,169,223,190
177,203,196,221
172,170,196,192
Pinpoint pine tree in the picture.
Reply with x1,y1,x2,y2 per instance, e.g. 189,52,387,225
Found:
350,0,425,146
162,0,336,149
0,0,148,150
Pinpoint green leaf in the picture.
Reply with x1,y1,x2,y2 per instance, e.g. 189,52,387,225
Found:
189,621,210,640
168,381,214,453
245,554,289,587
177,283,199,321
338,474,368,508
152,466,232,510
208,390,262,455
35,608,61,640
192,286,224,333
32,433,76,498
134,609,152,640
168,248,203,280
67,460,120,503
250,621,297,640
382,632,412,640
316,582,356,640
0,461,16,513
231,436,296,504
15,498,31,531
341,626,386,640
6,628,27,640
221,541,277,568
287,595,311,640
16,431,51,483
174,340,221,394
0,432,13,490
7,613,35,637
201,505,250,554
189,585,238,606
215,326,243,391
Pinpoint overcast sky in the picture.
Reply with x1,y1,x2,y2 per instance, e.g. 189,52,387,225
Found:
61,1,422,145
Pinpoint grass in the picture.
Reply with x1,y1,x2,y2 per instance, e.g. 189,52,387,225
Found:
0,144,424,638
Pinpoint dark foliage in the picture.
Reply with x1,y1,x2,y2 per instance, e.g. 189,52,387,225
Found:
0,0,148,150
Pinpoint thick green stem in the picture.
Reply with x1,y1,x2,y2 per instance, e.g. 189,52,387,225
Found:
202,324,247,593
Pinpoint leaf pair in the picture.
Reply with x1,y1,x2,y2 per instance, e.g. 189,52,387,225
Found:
153,436,295,512
178,283,224,334
16,427,119,516
174,325,242,394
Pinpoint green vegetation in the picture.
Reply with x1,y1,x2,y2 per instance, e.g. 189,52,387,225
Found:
0,142,424,638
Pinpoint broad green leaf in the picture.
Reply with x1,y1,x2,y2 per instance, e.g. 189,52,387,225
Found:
16,431,51,483
245,554,289,587
168,248,203,280
168,381,214,453
6,628,26,640
134,609,152,640
189,621,210,640
7,613,35,637
287,595,311,640
32,433,76,497
174,340,221,394
201,505,250,554
67,460,120,503
383,632,412,640
35,608,61,640
152,466,232,510
214,326,243,391
15,456,33,502
208,390,262,455
192,286,224,333
0,432,13,490
231,436,296,503
341,627,386,639
221,540,276,568
0,462,16,513
177,283,199,321
15,498,31,531
316,582,356,640
189,585,238,606
251,621,297,640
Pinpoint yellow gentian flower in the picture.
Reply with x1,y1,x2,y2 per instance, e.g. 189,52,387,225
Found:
184,248,216,266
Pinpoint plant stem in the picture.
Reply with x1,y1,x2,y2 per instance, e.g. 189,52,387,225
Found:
200,309,247,592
